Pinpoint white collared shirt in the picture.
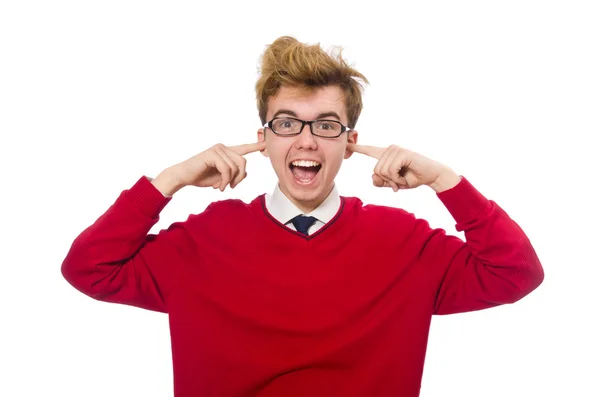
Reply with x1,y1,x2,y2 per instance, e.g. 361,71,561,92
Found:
264,184,341,235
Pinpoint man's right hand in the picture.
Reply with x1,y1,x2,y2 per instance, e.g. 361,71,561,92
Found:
151,142,266,197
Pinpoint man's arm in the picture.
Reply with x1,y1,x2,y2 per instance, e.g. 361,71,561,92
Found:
61,141,266,311
347,142,544,313
61,176,197,312
419,176,544,314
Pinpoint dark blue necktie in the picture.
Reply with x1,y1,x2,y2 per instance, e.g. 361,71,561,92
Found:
290,215,317,235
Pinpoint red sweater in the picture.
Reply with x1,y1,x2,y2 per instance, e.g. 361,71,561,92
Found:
61,175,543,397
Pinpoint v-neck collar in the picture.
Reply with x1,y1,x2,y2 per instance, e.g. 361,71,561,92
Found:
259,194,346,240
265,183,341,226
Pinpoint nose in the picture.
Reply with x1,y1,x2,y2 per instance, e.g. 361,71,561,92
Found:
294,122,318,150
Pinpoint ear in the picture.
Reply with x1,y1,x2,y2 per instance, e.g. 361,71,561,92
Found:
344,130,358,159
257,128,269,157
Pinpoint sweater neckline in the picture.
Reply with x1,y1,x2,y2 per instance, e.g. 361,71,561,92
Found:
257,194,347,240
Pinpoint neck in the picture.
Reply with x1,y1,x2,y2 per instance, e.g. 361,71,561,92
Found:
294,200,320,214
280,184,334,214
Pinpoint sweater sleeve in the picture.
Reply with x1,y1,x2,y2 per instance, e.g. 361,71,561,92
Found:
416,177,544,315
61,176,199,313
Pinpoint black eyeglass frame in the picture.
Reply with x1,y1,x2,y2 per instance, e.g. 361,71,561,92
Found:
263,117,353,138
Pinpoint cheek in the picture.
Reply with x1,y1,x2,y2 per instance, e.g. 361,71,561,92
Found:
267,139,290,163
325,144,347,162
321,144,347,173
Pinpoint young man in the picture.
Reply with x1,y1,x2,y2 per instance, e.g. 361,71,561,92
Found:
61,36,544,397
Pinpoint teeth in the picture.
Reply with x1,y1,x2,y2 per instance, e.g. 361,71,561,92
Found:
292,160,321,167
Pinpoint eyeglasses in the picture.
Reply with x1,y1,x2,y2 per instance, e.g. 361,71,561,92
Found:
264,117,352,138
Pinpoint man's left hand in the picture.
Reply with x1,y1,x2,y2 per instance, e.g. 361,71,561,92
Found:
347,143,462,193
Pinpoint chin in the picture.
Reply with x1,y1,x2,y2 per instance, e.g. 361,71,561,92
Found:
290,187,322,203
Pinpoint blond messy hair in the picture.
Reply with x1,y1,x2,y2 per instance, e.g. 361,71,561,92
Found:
255,36,368,129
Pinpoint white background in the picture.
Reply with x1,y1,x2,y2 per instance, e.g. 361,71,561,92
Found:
1,1,598,396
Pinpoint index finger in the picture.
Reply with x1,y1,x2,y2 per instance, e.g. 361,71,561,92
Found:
230,141,266,156
347,143,385,159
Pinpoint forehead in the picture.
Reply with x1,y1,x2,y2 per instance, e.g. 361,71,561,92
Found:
267,85,347,121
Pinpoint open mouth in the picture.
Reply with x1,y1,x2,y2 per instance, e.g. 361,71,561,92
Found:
289,160,322,184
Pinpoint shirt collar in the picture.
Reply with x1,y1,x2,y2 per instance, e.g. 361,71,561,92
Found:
265,183,341,225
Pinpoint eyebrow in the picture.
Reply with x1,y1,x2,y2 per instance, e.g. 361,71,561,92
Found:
272,109,342,121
